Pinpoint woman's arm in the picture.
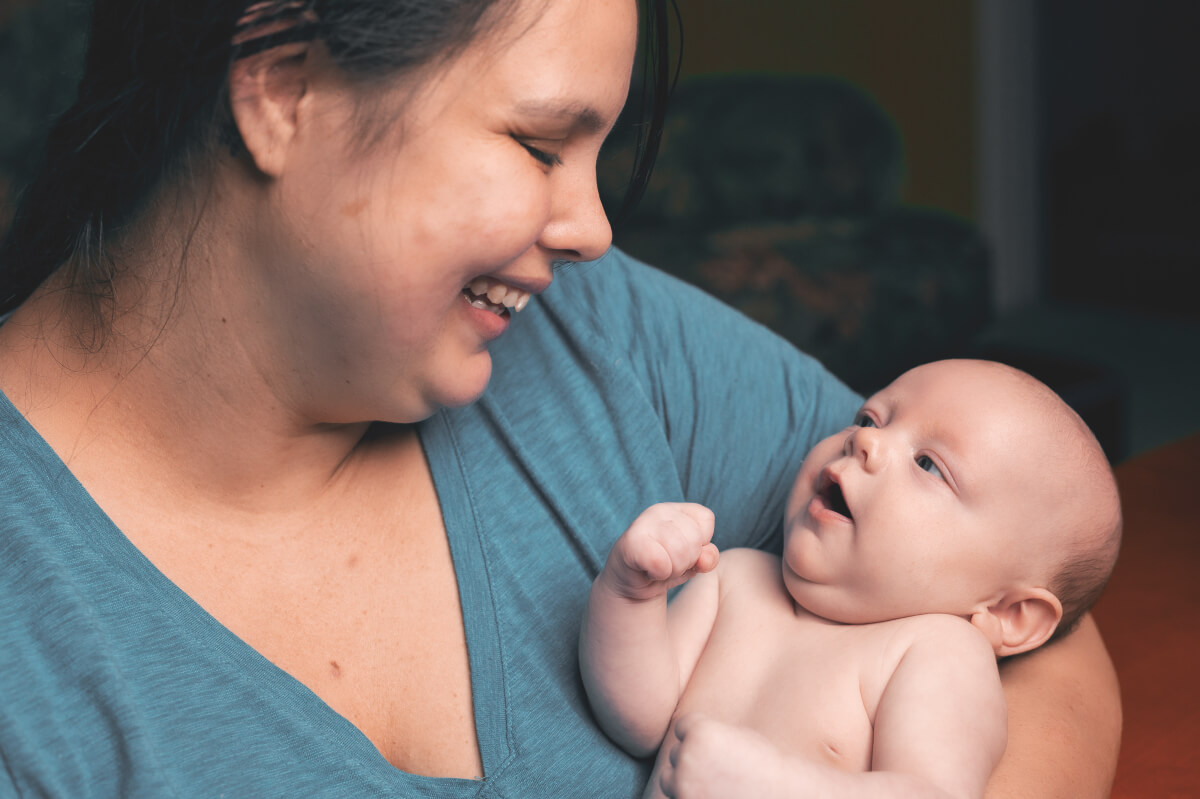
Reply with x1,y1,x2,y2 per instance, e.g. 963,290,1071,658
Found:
987,614,1122,798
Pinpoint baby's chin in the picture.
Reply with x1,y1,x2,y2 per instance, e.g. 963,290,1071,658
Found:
781,569,923,626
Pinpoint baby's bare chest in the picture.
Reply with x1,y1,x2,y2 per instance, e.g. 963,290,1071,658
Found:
673,600,907,772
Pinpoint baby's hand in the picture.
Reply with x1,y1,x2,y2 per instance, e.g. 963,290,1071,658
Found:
601,503,718,601
657,713,790,799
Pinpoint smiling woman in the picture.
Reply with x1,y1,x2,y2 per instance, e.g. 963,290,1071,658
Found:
212,0,636,420
0,0,1119,797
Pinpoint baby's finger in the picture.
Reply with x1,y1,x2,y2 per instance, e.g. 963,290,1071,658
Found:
694,542,719,573
658,770,676,799
674,503,716,537
658,747,678,799
657,517,705,571
672,711,706,741
624,537,674,583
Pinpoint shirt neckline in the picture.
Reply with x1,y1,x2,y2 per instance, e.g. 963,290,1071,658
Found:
0,387,508,794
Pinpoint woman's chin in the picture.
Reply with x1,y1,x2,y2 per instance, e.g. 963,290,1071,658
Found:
434,353,494,410
366,353,493,425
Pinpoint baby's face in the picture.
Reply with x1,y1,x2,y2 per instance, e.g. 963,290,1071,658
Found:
781,360,1066,624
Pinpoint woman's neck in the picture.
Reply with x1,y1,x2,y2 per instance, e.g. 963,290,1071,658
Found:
0,207,385,516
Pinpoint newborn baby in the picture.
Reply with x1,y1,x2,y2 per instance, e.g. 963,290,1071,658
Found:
580,359,1122,799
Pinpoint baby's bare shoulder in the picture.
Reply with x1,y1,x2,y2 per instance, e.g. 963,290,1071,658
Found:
907,613,990,642
713,547,783,591
860,615,1001,720
715,546,779,573
882,614,999,672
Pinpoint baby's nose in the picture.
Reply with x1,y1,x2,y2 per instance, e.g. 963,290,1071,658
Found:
845,426,882,470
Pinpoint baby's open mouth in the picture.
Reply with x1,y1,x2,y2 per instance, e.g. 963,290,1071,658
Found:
816,474,853,521
826,483,852,519
463,277,531,317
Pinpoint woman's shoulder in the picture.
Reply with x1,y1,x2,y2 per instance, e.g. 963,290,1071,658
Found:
488,248,860,553
537,246,840,400
546,247,859,415
546,247,780,352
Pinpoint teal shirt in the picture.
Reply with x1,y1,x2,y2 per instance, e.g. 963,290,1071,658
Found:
0,249,860,797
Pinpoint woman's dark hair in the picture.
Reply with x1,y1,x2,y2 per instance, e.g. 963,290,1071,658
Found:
0,0,679,320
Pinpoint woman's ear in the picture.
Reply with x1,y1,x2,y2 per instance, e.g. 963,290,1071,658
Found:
969,588,1064,658
228,40,313,178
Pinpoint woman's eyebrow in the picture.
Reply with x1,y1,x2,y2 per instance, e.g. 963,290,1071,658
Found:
514,100,607,134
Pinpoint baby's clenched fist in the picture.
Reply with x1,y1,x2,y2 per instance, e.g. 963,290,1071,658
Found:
601,503,719,600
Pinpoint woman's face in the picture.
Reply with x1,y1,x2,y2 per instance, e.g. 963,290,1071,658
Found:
248,0,638,423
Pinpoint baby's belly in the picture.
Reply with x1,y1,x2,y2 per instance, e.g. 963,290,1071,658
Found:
643,627,876,798
679,664,872,769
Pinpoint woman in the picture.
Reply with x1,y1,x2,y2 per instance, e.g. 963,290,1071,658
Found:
0,0,1119,796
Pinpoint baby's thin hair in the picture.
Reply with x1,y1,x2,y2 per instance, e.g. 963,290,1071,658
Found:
1002,361,1123,646
1047,517,1121,643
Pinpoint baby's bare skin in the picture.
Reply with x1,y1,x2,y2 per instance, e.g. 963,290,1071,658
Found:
581,361,1121,798
579,501,1005,799
642,548,999,799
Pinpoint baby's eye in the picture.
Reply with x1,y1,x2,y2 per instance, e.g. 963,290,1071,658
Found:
916,454,945,480
854,413,876,428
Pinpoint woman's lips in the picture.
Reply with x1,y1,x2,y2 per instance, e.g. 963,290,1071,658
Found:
461,292,510,341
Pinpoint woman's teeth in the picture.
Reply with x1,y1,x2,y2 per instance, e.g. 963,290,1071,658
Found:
464,277,531,315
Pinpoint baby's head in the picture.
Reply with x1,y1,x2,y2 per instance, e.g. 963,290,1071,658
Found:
783,359,1121,656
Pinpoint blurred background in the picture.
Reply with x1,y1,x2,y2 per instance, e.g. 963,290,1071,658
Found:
2,0,1198,462
605,0,1200,464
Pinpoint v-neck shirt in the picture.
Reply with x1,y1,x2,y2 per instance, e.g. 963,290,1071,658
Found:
0,248,860,797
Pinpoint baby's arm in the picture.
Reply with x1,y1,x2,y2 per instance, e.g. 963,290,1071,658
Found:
579,503,722,756
866,617,1007,798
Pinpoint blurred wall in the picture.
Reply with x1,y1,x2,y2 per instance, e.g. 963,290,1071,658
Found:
0,1,979,227
0,0,89,233
675,0,977,221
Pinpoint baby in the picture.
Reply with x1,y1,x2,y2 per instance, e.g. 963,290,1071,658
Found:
580,359,1122,799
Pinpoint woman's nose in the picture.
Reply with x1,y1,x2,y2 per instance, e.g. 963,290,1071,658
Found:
539,169,613,264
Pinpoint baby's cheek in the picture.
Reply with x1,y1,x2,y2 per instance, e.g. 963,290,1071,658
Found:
789,441,834,506
783,475,811,524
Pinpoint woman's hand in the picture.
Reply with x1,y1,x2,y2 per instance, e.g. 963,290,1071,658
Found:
600,503,719,601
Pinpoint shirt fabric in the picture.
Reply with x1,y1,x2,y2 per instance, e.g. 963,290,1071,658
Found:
0,248,861,798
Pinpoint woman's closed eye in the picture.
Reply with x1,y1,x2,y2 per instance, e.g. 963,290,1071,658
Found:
517,138,563,168
916,454,946,481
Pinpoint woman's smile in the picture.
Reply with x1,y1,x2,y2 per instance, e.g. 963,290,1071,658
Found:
459,273,548,341
461,290,513,342
463,277,533,315
249,0,634,422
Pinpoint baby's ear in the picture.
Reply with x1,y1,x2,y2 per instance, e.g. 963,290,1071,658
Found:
969,588,1063,658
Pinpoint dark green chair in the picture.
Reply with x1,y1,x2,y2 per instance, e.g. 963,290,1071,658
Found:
600,73,990,393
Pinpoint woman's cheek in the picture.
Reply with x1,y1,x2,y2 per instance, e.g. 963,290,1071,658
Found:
470,163,553,250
